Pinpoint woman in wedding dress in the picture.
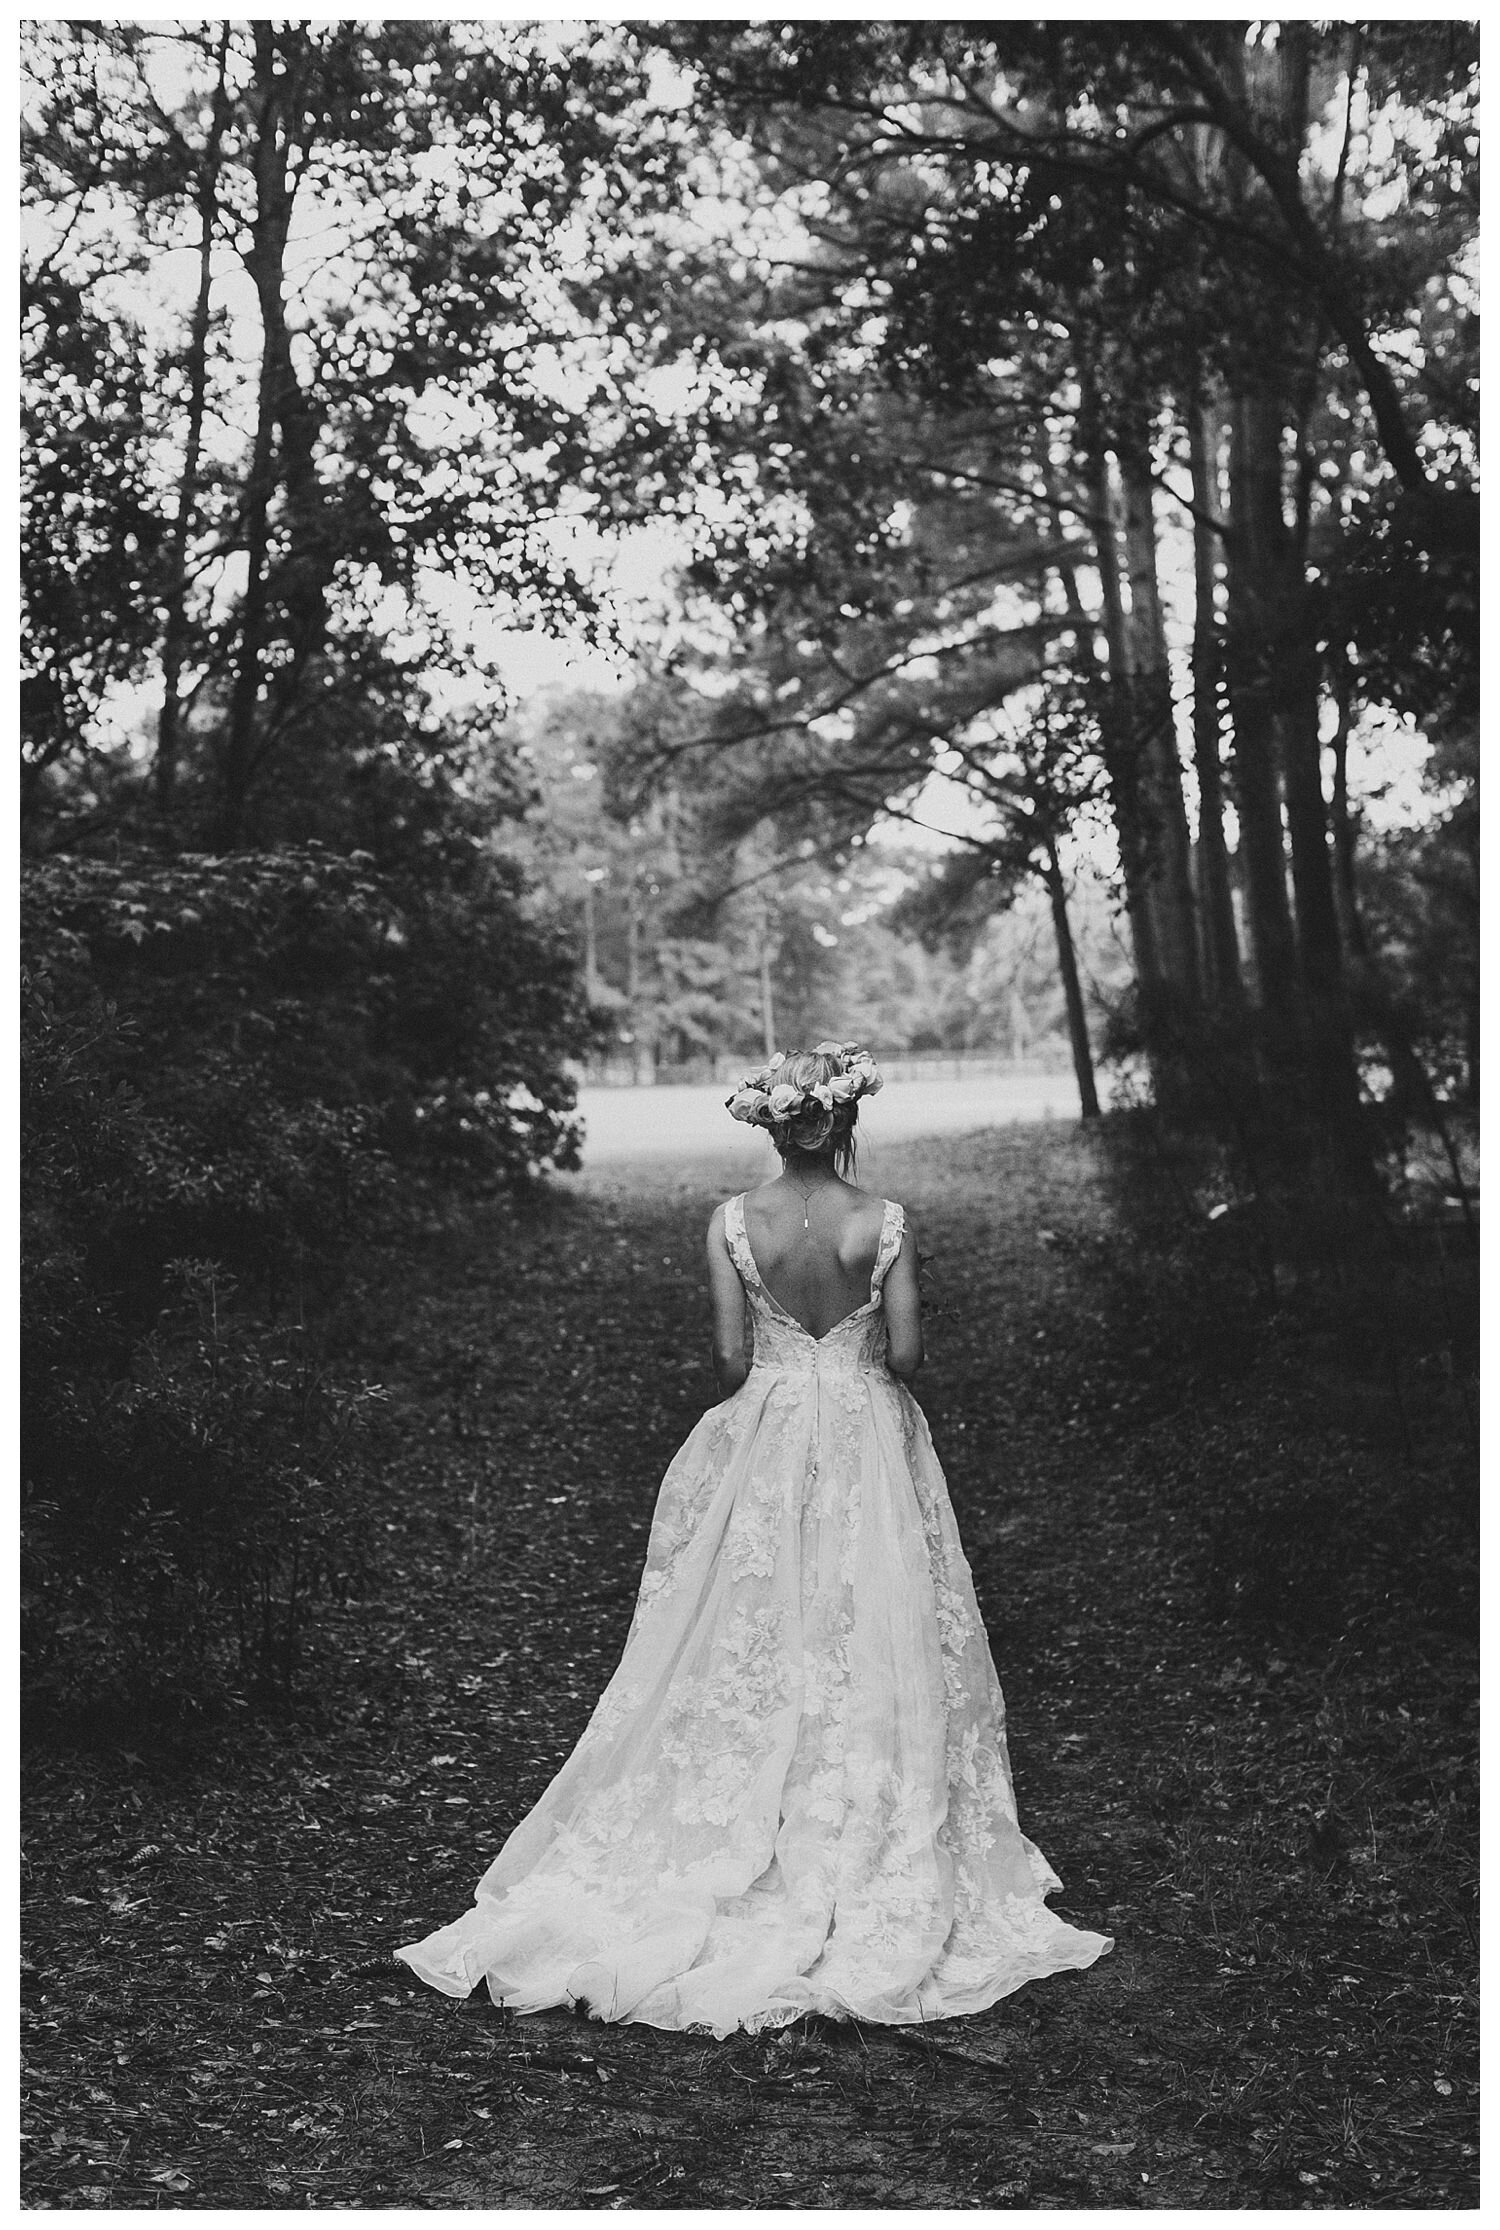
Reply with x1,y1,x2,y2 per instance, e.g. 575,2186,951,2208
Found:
397,1041,1111,2035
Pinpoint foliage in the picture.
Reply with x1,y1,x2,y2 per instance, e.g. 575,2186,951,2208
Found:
1353,784,1479,1102
21,19,686,827
25,800,589,1208
1085,1105,1477,1638
20,271,166,781
499,685,1113,1072
621,21,1478,1159
20,983,381,1725
22,1254,380,1727
21,783,590,1723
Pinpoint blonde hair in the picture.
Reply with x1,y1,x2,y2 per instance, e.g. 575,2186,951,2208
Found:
723,1040,883,1177
772,1049,856,1167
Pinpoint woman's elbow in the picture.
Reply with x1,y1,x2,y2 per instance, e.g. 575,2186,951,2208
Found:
713,1346,749,1395
887,1337,924,1382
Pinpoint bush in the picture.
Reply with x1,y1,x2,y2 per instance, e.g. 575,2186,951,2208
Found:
1089,1109,1478,1645
20,973,377,1725
22,1259,381,1727
21,824,591,1729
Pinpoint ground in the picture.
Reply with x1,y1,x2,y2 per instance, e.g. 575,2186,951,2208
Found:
21,1124,1478,2210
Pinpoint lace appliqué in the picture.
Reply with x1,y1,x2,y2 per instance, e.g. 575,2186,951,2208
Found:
395,1188,1111,2034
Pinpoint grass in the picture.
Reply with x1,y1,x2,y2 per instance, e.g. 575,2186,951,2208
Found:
20,1121,1477,2208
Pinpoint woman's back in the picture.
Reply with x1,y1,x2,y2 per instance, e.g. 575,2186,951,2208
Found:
741,1180,887,1339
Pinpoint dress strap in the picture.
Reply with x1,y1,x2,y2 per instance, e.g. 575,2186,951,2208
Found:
723,1194,760,1289
870,1199,906,1297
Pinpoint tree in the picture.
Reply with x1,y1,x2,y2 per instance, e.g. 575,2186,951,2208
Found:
626,20,1477,1170
22,20,685,839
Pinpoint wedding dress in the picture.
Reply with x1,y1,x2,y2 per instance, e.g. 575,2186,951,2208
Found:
397,1195,1111,2034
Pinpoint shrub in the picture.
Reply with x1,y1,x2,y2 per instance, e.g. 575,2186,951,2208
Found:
21,828,590,1728
22,1259,381,1727
20,974,378,1726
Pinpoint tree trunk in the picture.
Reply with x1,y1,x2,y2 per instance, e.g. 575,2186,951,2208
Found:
1186,389,1243,1011
1116,426,1201,1008
581,874,601,999
1072,434,1164,1007
1043,830,1100,1119
156,21,230,819
1174,21,1444,512
1327,659,1458,1121
1283,690,1371,1173
1327,663,1365,962
1277,327,1365,1157
758,912,778,1059
1227,384,1374,1185
625,867,653,1084
1216,48,1305,1048
1223,384,1300,1033
222,26,296,843
1007,987,1028,1064
250,29,332,783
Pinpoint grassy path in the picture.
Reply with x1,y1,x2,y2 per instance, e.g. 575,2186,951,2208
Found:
22,1126,1477,2209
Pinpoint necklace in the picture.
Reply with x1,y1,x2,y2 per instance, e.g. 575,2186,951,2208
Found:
790,1169,819,1231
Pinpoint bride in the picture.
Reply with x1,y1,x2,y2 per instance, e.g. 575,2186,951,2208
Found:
397,1040,1111,2034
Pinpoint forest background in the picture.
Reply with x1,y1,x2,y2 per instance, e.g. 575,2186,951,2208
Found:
21,18,1476,1724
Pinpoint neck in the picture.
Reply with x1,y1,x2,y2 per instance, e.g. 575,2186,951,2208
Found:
780,1149,838,1182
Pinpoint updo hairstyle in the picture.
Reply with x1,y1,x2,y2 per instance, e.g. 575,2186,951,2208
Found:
724,1040,883,1179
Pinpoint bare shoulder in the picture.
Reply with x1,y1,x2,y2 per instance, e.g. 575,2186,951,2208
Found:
844,1181,889,1214
856,1186,909,1232
706,1199,732,1244
846,1185,894,1244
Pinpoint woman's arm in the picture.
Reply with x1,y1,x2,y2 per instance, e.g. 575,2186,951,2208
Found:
706,1205,751,1398
882,1225,925,1381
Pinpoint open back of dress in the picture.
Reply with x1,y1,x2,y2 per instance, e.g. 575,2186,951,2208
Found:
397,1192,1110,2034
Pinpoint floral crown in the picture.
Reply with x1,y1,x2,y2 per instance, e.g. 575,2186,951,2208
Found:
724,1040,883,1130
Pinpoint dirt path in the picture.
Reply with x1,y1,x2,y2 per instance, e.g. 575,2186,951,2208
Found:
22,1126,1477,2209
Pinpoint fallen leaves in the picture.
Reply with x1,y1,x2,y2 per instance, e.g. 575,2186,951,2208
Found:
18,1130,1477,2212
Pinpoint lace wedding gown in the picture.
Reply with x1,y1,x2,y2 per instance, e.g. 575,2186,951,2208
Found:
397,1195,1111,2034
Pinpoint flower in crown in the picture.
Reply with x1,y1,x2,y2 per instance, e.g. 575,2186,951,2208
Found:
723,1041,883,1128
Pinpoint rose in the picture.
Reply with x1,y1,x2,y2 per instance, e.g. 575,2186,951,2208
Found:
725,1087,770,1124
808,1081,835,1110
767,1081,804,1117
767,1050,786,1071
861,1068,883,1097
826,1070,860,1104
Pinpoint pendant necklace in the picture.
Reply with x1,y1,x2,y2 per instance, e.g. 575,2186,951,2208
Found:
792,1171,817,1231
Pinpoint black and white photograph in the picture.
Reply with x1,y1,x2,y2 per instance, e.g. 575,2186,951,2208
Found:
20,14,1477,2211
